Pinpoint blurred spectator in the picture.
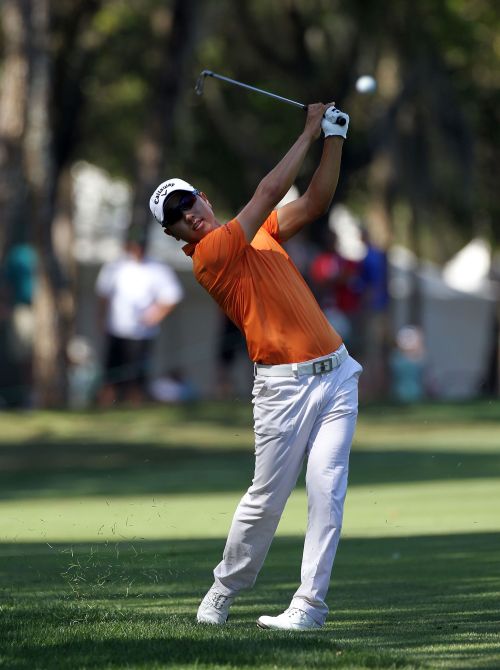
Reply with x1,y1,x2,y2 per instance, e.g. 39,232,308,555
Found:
95,227,183,406
67,336,100,409
359,229,390,399
389,326,426,403
309,230,363,355
5,244,37,306
283,229,317,283
148,367,199,404
2,244,37,407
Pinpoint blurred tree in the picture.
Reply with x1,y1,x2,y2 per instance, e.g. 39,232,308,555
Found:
29,0,103,406
0,0,32,406
129,0,202,236
0,0,30,256
0,0,103,406
1,0,499,404
187,0,499,246
65,0,498,250
0,0,66,407
181,0,499,326
0,0,203,406
27,0,64,408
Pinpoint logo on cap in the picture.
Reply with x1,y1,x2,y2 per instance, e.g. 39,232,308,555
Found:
154,182,176,204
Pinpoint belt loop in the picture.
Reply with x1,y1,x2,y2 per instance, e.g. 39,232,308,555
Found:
292,362,298,377
253,362,257,376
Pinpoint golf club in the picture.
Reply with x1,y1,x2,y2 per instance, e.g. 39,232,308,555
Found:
195,70,346,126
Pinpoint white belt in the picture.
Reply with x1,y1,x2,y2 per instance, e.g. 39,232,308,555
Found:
255,345,348,378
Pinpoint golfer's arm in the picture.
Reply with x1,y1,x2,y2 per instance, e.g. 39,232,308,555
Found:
277,136,344,242
237,131,314,243
142,301,177,327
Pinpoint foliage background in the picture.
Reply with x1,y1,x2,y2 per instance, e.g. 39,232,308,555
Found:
0,0,499,405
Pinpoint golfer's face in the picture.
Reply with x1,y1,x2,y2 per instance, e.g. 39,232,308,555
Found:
166,193,218,243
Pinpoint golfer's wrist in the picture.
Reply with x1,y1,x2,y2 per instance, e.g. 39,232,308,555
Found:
300,130,318,145
324,135,344,143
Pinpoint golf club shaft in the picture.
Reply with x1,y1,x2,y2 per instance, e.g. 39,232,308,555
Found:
200,71,307,110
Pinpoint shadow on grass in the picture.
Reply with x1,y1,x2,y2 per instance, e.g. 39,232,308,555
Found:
1,440,500,501
1,637,410,670
1,398,499,502
94,398,500,426
1,533,499,669
358,399,500,423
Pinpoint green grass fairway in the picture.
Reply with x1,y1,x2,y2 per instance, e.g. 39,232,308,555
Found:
0,400,499,669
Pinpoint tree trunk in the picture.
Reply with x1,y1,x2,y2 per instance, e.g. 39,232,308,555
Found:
130,0,202,235
0,0,30,256
27,0,69,407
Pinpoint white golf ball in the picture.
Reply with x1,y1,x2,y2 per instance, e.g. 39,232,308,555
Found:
355,75,377,94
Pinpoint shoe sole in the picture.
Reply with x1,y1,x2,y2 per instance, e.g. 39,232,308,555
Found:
256,618,321,631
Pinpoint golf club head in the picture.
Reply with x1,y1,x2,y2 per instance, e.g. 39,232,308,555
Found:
195,70,212,96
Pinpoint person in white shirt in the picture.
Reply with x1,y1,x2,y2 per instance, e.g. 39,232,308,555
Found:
95,229,183,406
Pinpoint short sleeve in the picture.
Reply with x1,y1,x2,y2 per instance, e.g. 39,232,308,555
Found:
262,210,281,242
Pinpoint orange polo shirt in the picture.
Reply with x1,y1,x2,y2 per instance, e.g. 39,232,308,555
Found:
183,211,342,364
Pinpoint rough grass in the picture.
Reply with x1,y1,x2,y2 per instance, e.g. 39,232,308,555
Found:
0,400,499,669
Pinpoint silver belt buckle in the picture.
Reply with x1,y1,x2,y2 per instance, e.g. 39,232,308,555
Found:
312,357,333,375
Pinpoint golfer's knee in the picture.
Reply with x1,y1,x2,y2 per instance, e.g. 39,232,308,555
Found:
243,489,285,518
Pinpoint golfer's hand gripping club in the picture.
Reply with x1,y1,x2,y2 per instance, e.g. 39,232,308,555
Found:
322,106,349,138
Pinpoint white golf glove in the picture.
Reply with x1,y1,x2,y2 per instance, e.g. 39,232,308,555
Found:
322,106,349,139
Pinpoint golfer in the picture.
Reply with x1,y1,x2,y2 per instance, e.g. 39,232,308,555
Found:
149,102,362,631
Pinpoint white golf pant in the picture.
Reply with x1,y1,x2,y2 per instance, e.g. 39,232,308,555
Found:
213,351,362,625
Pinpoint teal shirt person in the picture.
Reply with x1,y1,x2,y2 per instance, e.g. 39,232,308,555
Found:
389,349,425,403
389,326,426,403
4,244,37,305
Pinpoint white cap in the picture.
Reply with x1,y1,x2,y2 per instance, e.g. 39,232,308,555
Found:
149,178,196,224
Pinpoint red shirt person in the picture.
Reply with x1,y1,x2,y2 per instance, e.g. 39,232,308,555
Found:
310,229,363,348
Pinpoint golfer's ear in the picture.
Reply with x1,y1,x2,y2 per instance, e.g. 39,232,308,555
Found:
164,229,180,241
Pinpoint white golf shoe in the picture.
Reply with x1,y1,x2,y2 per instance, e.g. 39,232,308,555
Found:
196,586,234,624
257,607,322,631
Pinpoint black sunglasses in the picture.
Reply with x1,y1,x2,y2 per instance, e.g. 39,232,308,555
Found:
162,189,200,227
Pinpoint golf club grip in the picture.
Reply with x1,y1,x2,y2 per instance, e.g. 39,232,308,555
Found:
303,104,347,127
